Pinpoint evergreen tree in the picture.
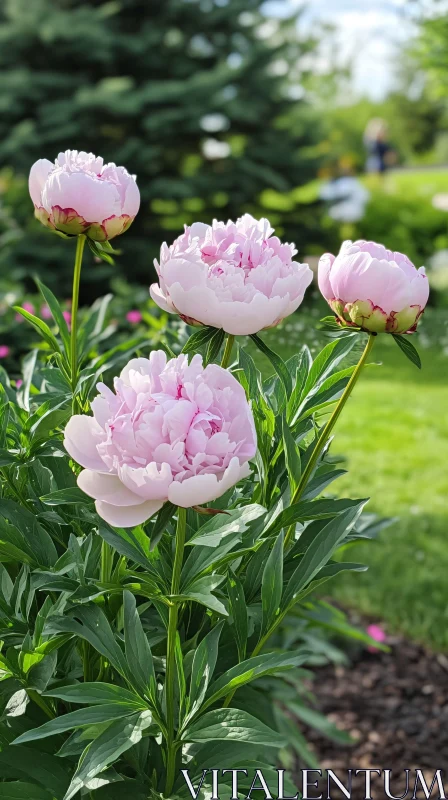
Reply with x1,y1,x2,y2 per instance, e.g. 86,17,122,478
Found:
0,0,322,299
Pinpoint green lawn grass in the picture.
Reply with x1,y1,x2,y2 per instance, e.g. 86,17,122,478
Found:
258,307,448,650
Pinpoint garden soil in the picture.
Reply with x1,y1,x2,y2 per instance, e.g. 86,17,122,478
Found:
301,624,448,795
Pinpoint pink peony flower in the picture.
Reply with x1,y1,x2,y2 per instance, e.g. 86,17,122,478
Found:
150,215,313,335
126,309,143,324
40,304,52,320
63,351,257,527
367,623,387,652
0,345,10,358
29,150,140,241
318,240,429,334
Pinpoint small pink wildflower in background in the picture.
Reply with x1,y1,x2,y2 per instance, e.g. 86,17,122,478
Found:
126,309,142,324
367,623,387,652
15,379,23,389
0,345,10,358
63,310,71,328
41,304,52,319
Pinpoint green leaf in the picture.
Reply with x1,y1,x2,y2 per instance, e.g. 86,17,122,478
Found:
182,326,217,354
149,501,176,550
299,335,356,402
264,497,363,537
123,591,156,699
187,622,224,721
283,502,367,608
178,576,228,616
44,682,142,706
205,327,225,364
237,344,260,398
40,487,90,506
36,278,71,354
97,523,152,570
0,784,53,800
182,708,285,747
13,703,144,744
45,606,129,678
12,307,61,354
63,712,153,800
227,569,248,662
290,701,354,743
0,747,70,797
261,531,283,635
392,334,422,369
0,501,57,567
282,417,301,494
186,504,265,549
249,333,292,396
203,650,309,709
16,350,38,413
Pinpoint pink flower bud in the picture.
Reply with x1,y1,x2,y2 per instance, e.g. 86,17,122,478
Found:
318,240,429,334
126,309,143,324
150,215,313,335
64,351,257,527
0,345,10,358
29,150,140,241
15,379,23,389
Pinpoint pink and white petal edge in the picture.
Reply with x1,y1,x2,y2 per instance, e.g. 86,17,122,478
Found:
95,498,164,528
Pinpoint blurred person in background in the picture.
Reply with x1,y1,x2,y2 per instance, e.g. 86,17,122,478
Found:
364,118,397,174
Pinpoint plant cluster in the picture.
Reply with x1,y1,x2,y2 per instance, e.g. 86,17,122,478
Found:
0,150,427,799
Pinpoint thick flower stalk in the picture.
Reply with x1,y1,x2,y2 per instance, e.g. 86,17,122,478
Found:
319,240,429,334
150,214,313,335
29,150,140,241
64,351,257,526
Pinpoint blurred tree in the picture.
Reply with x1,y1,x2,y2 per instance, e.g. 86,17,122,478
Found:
0,0,323,299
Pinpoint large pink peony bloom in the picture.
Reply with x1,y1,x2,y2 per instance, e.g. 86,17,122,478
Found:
29,150,140,241
150,215,313,335
64,351,257,527
318,240,429,334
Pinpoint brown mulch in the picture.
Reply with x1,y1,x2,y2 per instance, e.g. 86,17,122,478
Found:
304,632,448,772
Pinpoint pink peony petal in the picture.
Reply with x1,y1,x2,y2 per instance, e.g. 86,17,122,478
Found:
29,159,53,207
77,469,143,506
63,415,108,472
95,498,163,528
168,457,248,507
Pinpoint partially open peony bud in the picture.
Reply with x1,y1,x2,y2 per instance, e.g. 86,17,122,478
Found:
319,240,429,334
150,214,313,335
29,150,140,241
64,351,257,527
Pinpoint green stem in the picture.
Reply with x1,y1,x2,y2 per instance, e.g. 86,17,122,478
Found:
220,334,235,369
164,507,187,797
100,540,113,585
70,234,86,413
284,333,376,548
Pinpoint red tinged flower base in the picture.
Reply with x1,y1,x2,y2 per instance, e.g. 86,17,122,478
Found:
329,298,424,335
34,205,134,241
